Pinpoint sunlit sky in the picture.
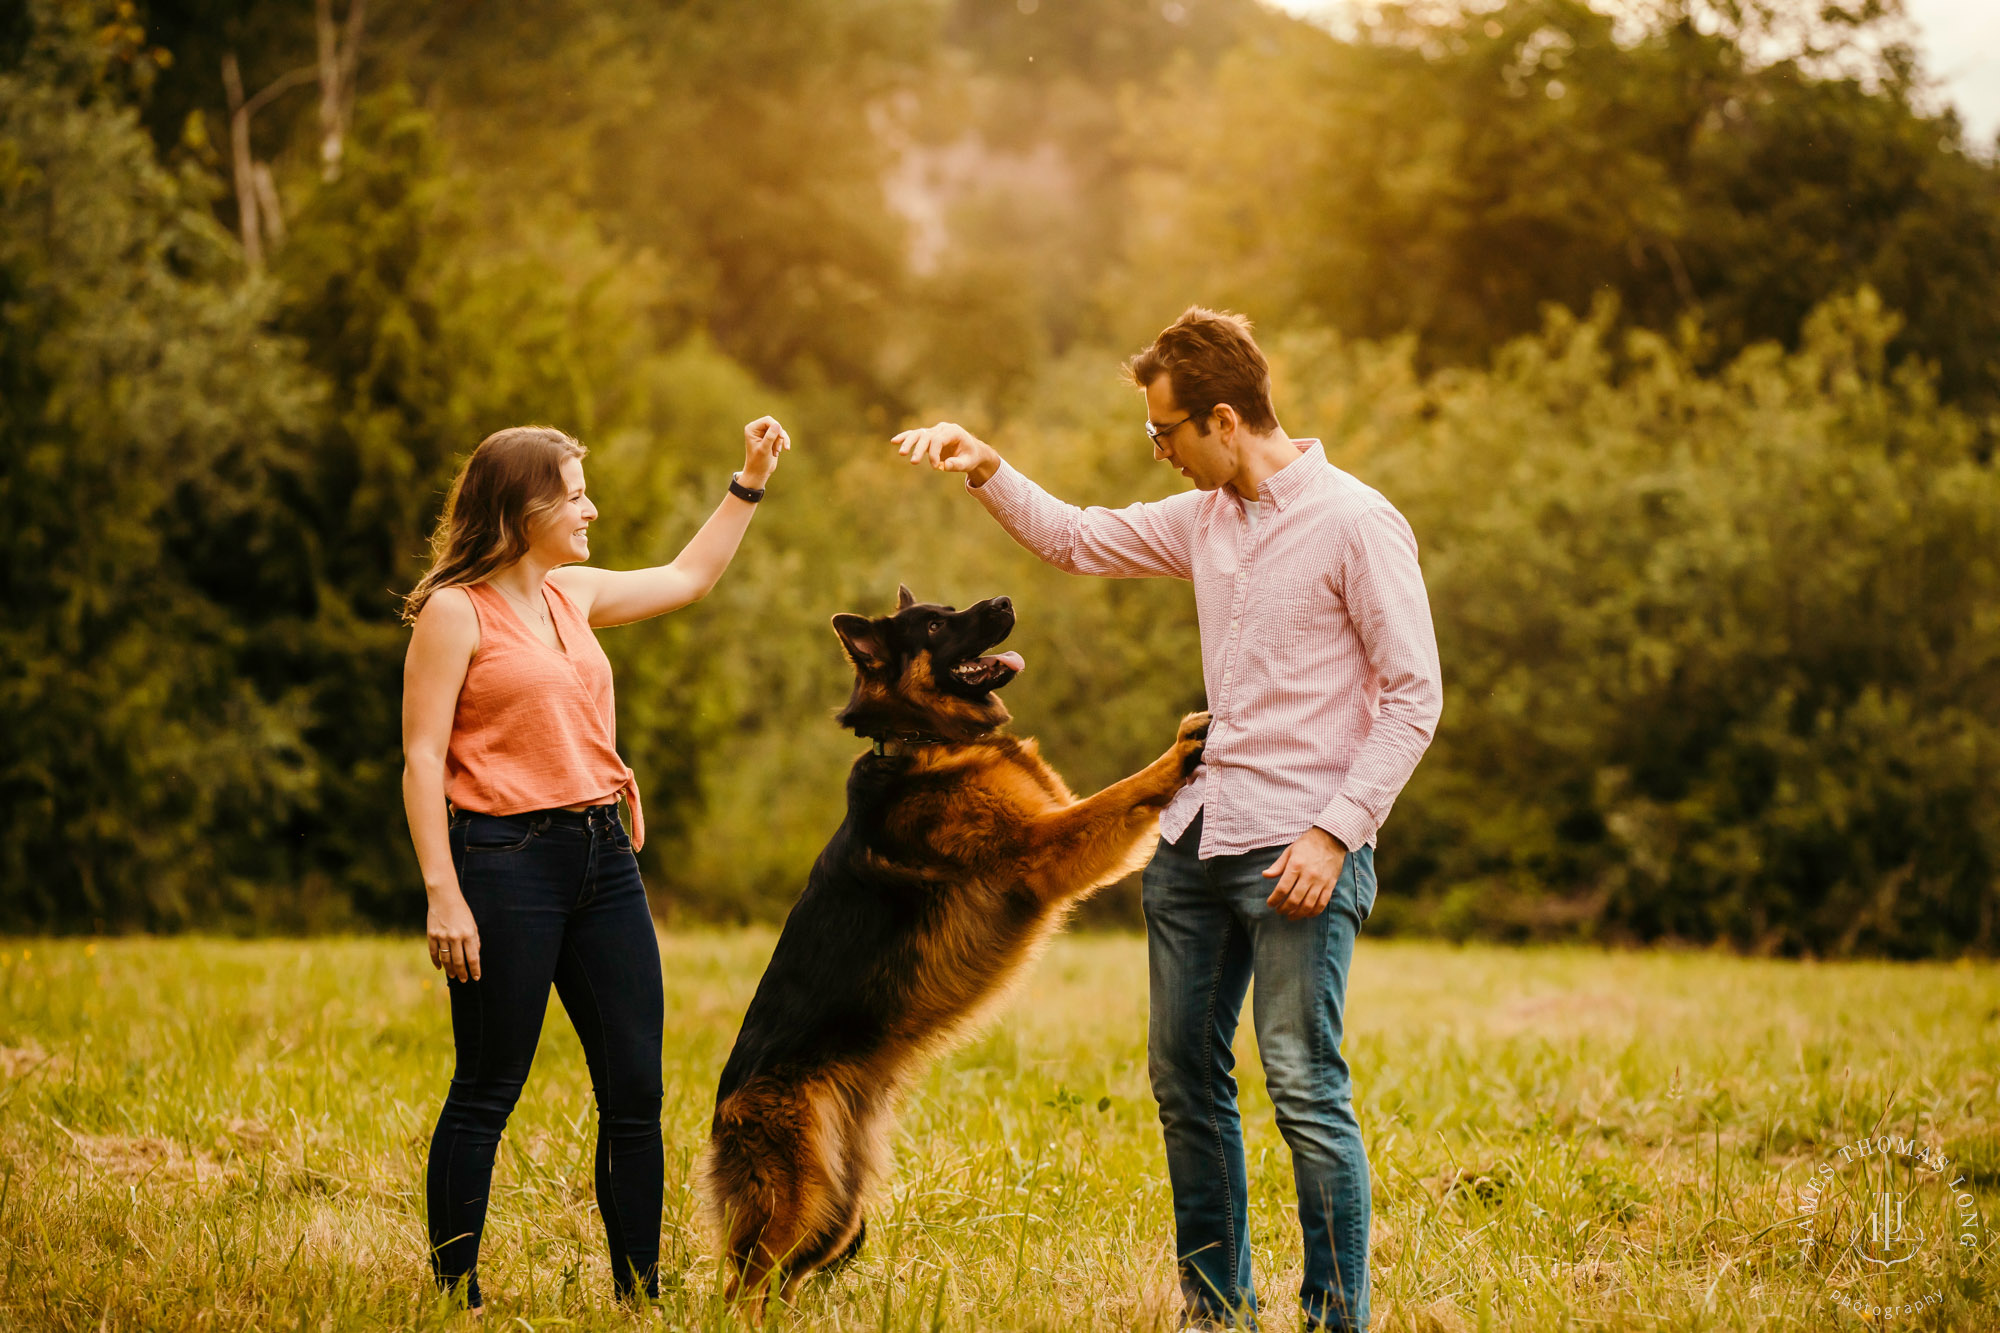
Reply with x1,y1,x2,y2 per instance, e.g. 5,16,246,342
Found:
1903,0,2000,144
1272,0,2000,146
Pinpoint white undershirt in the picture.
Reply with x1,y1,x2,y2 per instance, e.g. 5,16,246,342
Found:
1241,497,1262,536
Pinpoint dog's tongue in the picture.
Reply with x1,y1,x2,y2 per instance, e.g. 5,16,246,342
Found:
992,650,1025,672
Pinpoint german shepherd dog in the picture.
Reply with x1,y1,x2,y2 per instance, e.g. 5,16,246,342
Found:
703,585,1208,1302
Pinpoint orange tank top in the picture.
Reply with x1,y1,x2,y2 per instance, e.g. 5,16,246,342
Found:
445,580,645,848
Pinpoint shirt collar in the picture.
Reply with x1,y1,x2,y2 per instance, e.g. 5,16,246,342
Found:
1253,438,1327,512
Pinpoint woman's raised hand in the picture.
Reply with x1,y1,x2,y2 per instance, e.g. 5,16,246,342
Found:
742,416,791,487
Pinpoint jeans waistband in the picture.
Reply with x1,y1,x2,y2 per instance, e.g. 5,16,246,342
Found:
458,802,622,831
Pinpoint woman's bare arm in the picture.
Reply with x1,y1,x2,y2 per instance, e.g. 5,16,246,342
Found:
554,416,790,627
402,587,483,981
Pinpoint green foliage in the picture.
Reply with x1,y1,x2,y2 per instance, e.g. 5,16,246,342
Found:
1298,292,2000,953
1119,0,2000,412
0,12,320,930
383,0,939,396
259,84,671,922
2,0,1997,949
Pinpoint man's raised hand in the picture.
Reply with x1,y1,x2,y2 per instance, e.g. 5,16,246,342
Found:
894,422,1002,487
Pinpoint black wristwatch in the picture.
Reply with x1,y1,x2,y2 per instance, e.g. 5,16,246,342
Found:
728,472,766,504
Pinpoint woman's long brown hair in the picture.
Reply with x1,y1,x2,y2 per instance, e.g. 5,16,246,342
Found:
401,426,587,624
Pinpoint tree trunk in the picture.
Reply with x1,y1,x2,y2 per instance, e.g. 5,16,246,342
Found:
251,163,287,250
316,0,368,182
221,53,263,272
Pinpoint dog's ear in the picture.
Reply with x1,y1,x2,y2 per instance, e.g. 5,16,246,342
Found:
896,584,917,611
832,613,890,671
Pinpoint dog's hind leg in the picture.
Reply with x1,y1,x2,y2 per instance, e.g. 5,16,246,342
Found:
821,1215,867,1272
785,1077,887,1284
727,1164,833,1305
707,1081,842,1305
708,1077,862,1304
787,1193,864,1283
817,1087,893,1274
784,1078,884,1286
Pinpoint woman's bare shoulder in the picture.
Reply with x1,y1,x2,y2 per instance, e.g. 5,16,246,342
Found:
411,585,481,657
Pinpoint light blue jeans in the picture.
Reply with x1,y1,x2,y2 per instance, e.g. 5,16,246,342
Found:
1142,812,1375,1331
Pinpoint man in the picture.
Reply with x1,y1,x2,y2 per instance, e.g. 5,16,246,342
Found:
895,307,1441,1331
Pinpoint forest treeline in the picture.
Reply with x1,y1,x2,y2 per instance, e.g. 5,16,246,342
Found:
3,0,1996,954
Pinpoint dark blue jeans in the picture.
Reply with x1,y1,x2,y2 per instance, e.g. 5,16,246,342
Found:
427,803,664,1308
1143,812,1376,1332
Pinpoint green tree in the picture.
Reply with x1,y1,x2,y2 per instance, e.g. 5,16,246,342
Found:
1291,291,2000,954
8,0,1995,953
0,7,321,929
1117,0,2000,414
255,85,790,921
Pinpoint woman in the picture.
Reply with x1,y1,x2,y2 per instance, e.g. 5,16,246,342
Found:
400,417,790,1310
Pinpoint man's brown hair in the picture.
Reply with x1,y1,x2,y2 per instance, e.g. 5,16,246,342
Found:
1125,306,1277,434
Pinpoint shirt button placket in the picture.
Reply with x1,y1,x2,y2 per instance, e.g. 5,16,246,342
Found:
1225,536,1250,689
1212,529,1252,843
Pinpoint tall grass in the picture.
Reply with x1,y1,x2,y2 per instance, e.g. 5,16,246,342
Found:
0,934,1994,1329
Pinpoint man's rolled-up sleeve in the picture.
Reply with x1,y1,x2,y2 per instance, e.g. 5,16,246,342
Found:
970,461,1198,580
1313,505,1443,850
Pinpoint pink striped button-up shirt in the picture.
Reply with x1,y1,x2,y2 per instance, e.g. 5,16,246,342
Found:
970,440,1442,858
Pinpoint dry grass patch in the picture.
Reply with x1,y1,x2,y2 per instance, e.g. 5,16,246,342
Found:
0,1038,51,1078
0,934,1993,1331
58,1129,232,1187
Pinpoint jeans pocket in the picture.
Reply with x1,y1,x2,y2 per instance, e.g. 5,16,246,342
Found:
1349,847,1378,924
461,814,538,855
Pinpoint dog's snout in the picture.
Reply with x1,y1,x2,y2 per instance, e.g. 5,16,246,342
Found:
990,596,1013,615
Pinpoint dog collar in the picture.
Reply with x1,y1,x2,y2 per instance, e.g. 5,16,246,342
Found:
871,735,949,757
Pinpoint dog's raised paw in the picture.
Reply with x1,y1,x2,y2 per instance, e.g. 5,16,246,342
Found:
1175,711,1211,777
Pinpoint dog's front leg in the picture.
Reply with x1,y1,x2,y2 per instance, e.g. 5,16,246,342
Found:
1017,712,1208,902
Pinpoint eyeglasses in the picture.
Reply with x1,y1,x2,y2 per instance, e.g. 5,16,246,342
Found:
1145,414,1193,450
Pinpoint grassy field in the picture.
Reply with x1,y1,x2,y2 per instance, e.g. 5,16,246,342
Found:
0,932,1995,1331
